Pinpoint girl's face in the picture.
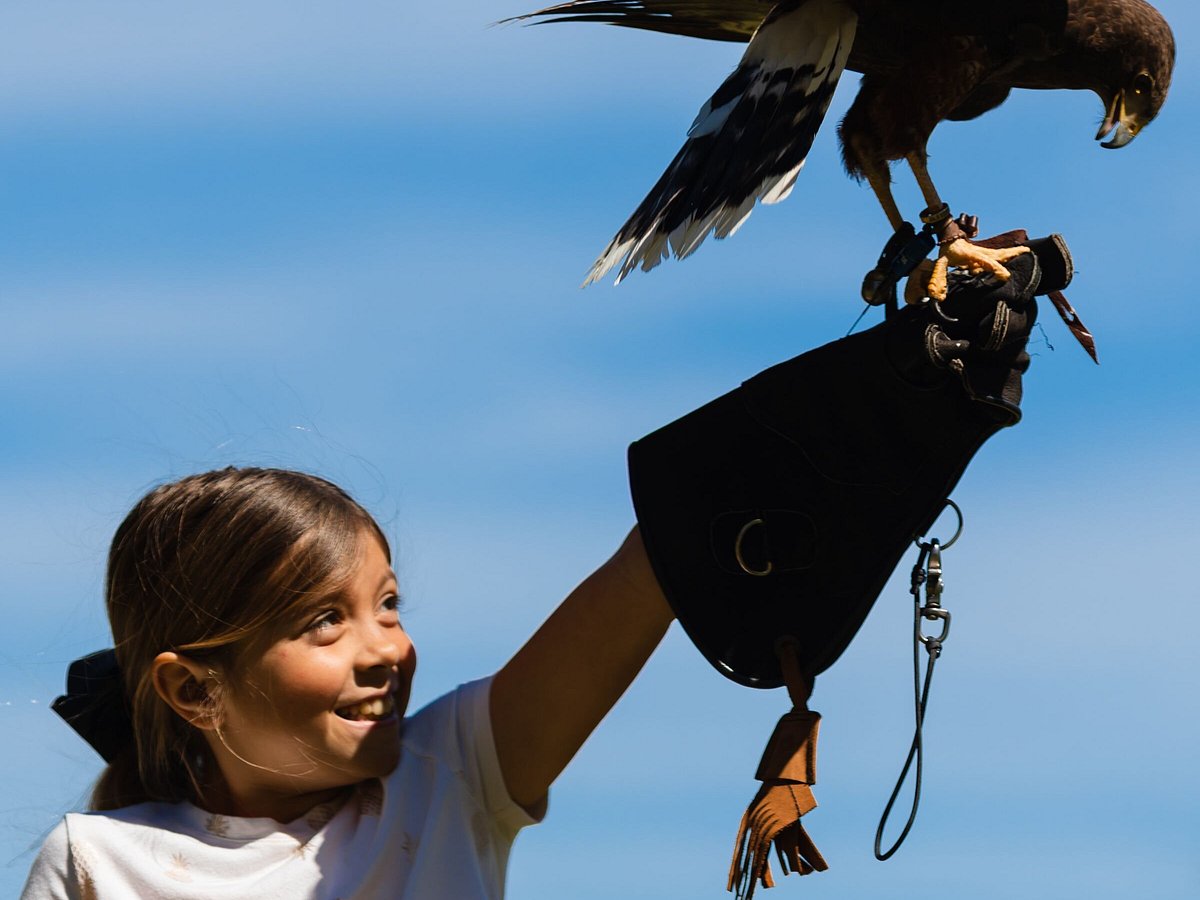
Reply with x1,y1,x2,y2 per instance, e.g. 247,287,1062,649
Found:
207,531,417,820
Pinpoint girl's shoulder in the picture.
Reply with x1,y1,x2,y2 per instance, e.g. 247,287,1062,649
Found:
25,799,339,898
394,676,543,829
22,803,217,899
399,676,491,763
45,799,201,859
68,799,323,843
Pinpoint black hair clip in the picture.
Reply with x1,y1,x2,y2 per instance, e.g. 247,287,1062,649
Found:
52,649,133,764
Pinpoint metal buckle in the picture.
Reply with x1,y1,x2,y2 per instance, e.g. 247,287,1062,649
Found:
734,518,773,577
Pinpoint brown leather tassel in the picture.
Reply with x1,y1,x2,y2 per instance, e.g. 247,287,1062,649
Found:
728,642,827,899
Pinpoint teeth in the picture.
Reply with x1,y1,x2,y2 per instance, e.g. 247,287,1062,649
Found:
336,695,395,721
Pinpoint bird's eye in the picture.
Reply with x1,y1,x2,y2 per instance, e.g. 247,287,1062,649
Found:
1133,73,1153,95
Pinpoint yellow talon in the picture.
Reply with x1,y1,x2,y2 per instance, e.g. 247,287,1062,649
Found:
927,255,950,302
904,259,935,305
921,238,1030,301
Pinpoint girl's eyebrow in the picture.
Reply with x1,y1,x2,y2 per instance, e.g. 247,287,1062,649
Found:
292,592,341,618
291,570,398,618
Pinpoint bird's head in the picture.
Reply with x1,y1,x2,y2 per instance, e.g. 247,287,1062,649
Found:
1091,2,1175,149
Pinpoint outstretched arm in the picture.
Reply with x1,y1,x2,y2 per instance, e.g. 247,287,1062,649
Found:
490,527,673,811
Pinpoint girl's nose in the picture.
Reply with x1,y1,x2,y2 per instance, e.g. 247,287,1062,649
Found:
358,622,406,669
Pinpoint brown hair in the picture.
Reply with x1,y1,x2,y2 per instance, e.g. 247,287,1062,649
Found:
92,467,388,811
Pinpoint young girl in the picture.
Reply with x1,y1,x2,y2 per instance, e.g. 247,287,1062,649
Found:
21,466,673,898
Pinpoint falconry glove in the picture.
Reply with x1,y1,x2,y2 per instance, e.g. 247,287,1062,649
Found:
891,232,1064,422
628,233,1071,897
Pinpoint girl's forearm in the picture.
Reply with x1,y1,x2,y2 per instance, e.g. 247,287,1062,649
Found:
490,527,673,811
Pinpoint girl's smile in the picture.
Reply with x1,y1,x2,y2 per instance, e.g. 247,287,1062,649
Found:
334,692,398,723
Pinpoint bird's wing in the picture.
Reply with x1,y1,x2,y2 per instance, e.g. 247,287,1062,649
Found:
504,1,770,43
584,0,858,285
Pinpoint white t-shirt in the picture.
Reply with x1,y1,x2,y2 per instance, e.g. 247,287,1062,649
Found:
22,677,541,899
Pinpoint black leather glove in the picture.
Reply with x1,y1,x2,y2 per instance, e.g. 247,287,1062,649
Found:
628,235,1070,688
890,233,1073,423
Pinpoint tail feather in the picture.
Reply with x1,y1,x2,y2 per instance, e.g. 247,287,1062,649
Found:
584,0,858,285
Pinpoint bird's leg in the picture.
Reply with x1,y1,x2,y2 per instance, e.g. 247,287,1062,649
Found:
907,149,945,212
860,159,941,306
862,160,907,233
905,151,1028,301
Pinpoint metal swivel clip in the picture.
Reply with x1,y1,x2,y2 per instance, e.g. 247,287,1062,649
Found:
911,499,961,657
916,540,950,657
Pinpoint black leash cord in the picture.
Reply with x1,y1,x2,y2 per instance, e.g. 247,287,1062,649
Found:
874,540,946,861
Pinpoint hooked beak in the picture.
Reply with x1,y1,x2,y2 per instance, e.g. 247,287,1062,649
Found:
1095,90,1140,149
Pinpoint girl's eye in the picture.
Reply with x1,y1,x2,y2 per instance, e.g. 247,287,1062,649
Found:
381,594,402,622
306,610,341,634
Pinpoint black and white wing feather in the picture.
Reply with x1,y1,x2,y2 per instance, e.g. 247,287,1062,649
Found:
585,0,858,285
506,0,772,43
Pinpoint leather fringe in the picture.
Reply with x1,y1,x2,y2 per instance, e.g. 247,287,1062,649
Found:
728,782,827,898
728,643,826,898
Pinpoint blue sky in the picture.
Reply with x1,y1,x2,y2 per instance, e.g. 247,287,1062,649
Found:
2,2,1197,896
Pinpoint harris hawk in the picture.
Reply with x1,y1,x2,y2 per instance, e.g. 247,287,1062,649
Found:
509,0,1175,297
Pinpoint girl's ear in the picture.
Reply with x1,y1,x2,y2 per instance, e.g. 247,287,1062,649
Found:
152,652,221,731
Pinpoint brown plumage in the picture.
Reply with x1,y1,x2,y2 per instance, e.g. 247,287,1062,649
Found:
509,0,1175,291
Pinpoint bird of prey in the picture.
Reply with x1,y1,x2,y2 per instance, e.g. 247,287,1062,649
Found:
509,0,1175,297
